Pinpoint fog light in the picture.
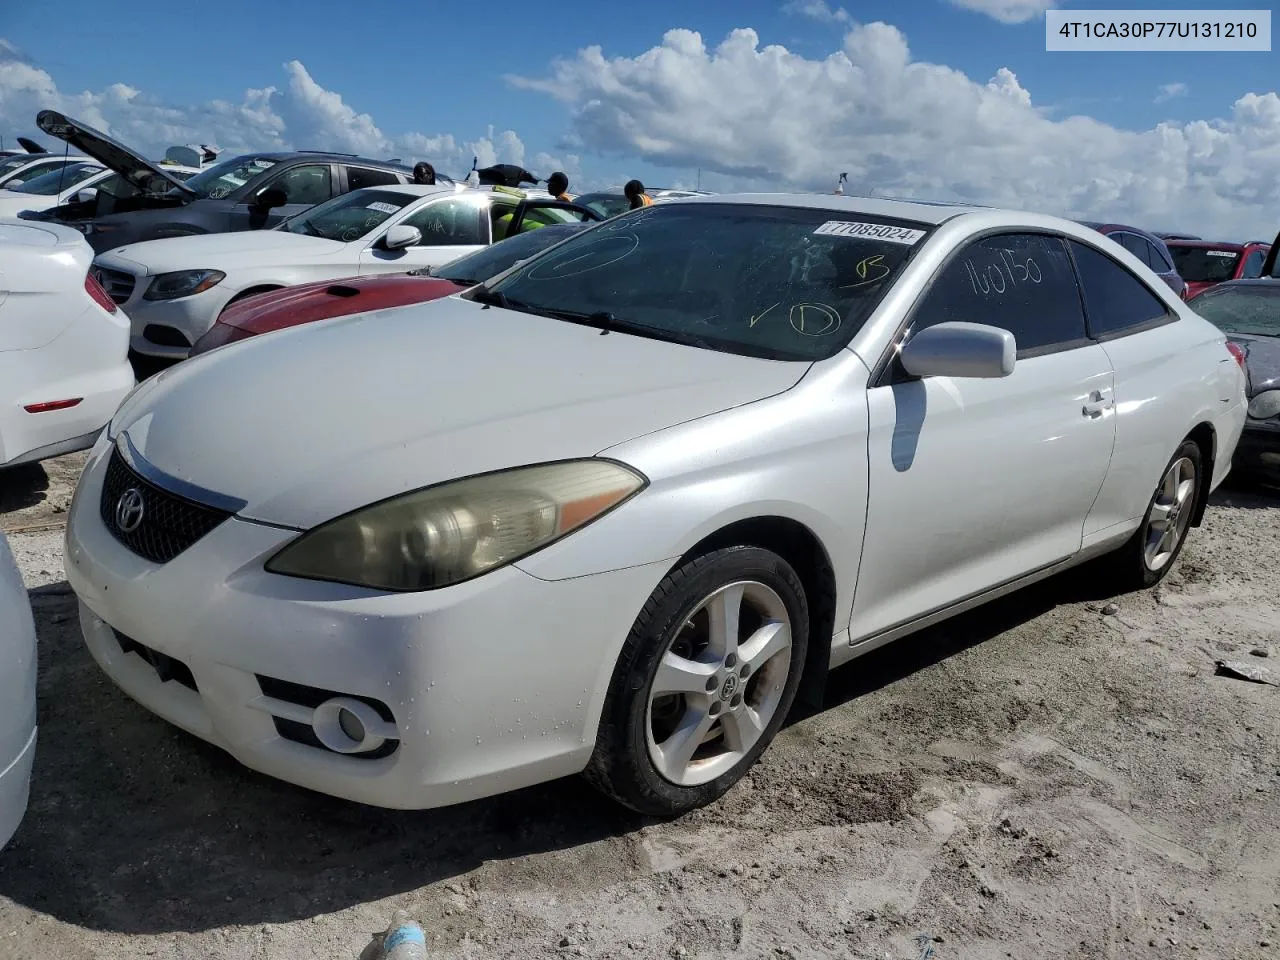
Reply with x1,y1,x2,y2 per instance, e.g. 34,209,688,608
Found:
312,697,388,754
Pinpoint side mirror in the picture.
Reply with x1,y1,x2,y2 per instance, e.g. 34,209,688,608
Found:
6,179,22,188
255,186,287,210
381,225,421,250
900,321,1016,379
75,187,98,205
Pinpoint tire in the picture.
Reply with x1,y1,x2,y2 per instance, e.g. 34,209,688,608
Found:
585,546,809,816
1107,439,1203,590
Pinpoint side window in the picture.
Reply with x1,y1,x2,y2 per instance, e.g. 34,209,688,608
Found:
489,200,519,241
346,166,401,191
514,204,591,234
911,233,1087,358
1117,232,1152,267
401,196,484,246
1069,240,1171,339
1146,240,1173,272
1242,250,1266,279
267,164,332,205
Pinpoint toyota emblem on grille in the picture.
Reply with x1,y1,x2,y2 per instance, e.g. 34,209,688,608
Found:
115,488,145,533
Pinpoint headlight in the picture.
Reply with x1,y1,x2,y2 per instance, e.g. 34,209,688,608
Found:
143,269,225,301
1248,389,1280,420
265,460,647,591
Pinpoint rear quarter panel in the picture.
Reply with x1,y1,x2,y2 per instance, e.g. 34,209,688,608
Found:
1083,312,1245,544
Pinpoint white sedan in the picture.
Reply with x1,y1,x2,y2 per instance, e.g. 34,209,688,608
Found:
0,532,36,851
90,184,600,359
0,160,104,217
0,220,135,469
64,195,1245,816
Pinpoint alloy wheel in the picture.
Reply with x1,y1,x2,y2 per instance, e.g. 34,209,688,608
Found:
1144,455,1196,572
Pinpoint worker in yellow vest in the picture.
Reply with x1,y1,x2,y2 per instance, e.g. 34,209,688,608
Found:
624,179,653,209
547,171,573,202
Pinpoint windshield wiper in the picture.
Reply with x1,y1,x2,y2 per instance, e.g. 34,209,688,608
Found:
537,307,715,347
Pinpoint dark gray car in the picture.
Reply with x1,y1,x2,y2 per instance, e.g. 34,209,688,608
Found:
23,111,414,254
1187,279,1280,484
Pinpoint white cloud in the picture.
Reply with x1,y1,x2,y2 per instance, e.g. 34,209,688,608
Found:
783,0,852,25
945,0,1058,24
0,43,531,181
508,23,1280,237
1155,82,1189,104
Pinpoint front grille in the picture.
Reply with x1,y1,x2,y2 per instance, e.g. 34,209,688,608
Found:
99,449,231,564
114,630,198,692
90,264,136,304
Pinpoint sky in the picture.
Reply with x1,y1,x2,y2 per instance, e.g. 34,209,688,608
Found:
0,0,1277,237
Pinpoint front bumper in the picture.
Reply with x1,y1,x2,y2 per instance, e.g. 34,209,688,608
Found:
95,263,229,359
66,438,668,809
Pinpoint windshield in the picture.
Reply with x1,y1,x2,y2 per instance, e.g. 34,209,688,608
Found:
483,203,930,361
575,193,631,219
283,189,413,241
432,225,585,284
1190,285,1280,337
6,162,101,196
1171,245,1241,283
179,155,277,199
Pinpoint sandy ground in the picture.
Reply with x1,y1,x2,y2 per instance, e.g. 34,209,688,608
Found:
1,454,1278,960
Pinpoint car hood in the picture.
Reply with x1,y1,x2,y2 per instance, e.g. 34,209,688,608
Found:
116,296,810,528
1226,333,1280,396
37,110,196,198
220,273,463,333
96,230,345,275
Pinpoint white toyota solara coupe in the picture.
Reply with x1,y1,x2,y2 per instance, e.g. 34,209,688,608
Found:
64,195,1246,816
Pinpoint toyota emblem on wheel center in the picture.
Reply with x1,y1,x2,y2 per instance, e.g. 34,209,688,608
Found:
115,488,145,533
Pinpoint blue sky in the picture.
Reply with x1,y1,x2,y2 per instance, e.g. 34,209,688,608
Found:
1,0,1277,234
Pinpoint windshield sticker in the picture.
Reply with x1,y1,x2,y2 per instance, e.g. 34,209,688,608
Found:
814,221,926,245
366,201,400,215
1205,250,1236,257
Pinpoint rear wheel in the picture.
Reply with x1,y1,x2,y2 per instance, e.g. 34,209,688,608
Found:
1108,439,1202,589
585,547,808,816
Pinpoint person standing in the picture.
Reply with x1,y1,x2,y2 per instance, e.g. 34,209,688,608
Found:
547,171,572,202
623,179,652,209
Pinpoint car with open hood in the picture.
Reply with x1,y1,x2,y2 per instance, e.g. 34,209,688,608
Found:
65,195,1244,817
190,220,591,355
0,162,200,220
24,110,416,254
93,184,601,358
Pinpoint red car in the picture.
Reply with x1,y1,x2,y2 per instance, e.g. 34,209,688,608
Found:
1077,221,1187,299
189,222,589,356
1167,239,1271,299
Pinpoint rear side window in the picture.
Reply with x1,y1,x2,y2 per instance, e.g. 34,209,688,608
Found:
1242,249,1266,279
346,166,401,191
1069,240,1171,339
1117,232,1153,268
912,233,1087,357
1146,239,1173,272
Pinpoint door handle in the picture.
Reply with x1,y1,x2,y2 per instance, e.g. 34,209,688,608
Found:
1082,390,1111,419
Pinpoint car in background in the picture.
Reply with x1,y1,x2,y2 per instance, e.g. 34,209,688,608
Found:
1167,239,1271,298
190,220,590,355
575,188,713,219
94,184,601,358
0,220,134,470
1262,229,1280,279
0,531,36,852
0,152,94,192
1079,221,1187,299
1187,280,1280,484
66,195,1243,817
0,163,201,220
1156,233,1201,241
28,110,415,254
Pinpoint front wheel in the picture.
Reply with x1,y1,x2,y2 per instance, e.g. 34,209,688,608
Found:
585,546,809,816
1108,439,1203,590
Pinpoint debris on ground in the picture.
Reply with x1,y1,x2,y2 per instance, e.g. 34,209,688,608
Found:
1215,660,1280,686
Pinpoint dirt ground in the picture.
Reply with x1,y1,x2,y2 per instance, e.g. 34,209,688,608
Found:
1,453,1278,960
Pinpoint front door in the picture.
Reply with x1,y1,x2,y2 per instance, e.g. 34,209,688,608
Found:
357,193,489,275
230,163,335,232
849,232,1118,643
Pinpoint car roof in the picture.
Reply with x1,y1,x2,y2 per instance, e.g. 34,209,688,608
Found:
242,151,413,172
669,192,990,226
